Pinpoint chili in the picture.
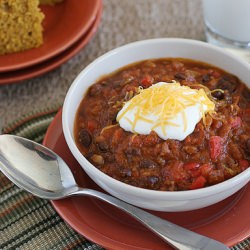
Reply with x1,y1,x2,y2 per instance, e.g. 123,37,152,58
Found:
74,58,250,191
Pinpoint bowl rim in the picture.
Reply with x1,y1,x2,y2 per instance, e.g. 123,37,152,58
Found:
70,37,250,82
63,37,250,200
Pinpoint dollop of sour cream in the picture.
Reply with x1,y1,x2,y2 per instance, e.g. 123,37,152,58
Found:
117,81,215,141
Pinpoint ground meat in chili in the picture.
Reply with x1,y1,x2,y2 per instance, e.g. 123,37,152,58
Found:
74,58,250,191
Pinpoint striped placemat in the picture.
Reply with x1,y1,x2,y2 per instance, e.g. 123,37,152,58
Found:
0,106,104,250
0,107,249,250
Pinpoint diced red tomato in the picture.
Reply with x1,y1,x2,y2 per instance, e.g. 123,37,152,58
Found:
184,162,199,170
239,159,249,171
87,120,98,133
209,136,223,161
190,176,207,190
141,75,153,88
184,162,200,177
230,116,242,129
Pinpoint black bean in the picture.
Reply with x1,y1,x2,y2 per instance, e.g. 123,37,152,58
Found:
140,159,158,169
211,91,224,100
95,136,109,152
217,75,239,93
202,74,211,83
174,72,186,80
98,141,109,152
78,129,92,147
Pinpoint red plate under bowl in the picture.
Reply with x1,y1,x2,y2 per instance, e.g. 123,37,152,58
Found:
43,109,250,250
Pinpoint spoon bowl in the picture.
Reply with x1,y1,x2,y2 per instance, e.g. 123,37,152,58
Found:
0,134,230,250
0,134,78,199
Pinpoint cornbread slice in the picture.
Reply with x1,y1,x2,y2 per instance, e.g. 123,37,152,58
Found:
0,0,44,55
39,0,63,5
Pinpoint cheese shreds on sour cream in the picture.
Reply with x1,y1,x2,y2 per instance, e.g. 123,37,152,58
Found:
117,81,215,141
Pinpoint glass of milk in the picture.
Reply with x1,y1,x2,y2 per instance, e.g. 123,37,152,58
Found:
202,0,250,49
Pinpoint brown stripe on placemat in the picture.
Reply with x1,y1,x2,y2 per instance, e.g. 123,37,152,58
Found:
0,174,13,193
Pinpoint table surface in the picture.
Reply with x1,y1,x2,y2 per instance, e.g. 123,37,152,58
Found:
0,1,249,250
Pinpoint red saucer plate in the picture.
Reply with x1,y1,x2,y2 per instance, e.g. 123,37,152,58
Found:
0,0,101,72
43,109,250,250
0,3,102,85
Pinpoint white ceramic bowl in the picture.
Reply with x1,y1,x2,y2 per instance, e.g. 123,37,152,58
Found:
62,38,250,211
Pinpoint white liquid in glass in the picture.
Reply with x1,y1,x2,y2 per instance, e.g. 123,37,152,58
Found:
203,0,250,43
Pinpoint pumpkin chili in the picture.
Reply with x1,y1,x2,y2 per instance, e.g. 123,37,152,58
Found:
74,58,250,191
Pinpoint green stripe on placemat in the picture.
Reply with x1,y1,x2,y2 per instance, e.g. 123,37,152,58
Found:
0,107,249,250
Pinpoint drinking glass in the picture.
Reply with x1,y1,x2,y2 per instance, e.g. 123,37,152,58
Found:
202,0,250,50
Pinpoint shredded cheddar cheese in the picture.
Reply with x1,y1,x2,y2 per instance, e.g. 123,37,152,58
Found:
100,124,118,135
117,81,215,135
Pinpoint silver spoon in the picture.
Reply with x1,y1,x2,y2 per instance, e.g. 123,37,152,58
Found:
0,134,230,250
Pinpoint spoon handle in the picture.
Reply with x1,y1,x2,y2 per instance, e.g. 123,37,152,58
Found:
72,188,229,250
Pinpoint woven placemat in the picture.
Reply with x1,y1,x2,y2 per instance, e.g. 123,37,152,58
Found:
0,107,104,250
0,108,249,250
